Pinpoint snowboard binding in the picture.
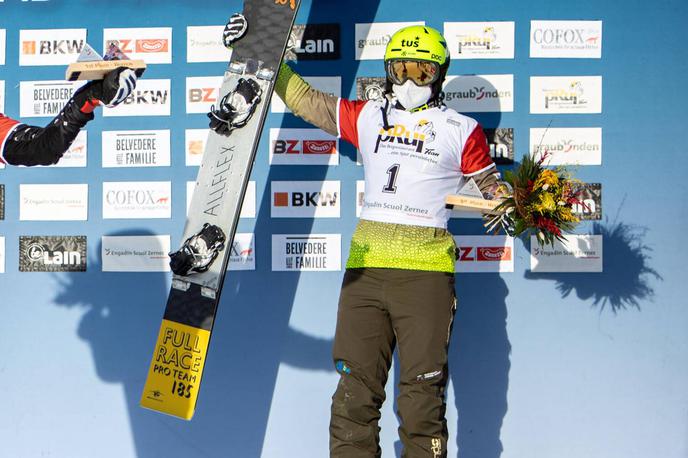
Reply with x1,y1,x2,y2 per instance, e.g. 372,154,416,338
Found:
222,13,249,48
169,223,227,276
208,78,263,136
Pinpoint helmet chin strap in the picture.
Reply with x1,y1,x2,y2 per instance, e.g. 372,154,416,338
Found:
380,91,444,131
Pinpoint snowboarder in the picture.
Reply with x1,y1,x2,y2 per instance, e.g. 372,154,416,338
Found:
0,67,137,167
274,25,505,457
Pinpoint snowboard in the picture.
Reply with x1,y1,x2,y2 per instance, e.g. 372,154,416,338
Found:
141,0,301,420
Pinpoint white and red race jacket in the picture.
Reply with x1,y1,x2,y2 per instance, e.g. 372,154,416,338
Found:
338,99,494,228
0,114,21,165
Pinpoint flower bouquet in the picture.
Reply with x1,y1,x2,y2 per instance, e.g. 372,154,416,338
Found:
485,152,586,246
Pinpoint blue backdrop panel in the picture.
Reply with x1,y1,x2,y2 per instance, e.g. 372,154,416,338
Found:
0,0,686,457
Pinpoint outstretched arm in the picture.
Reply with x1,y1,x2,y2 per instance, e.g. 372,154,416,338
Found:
0,68,137,167
273,63,339,136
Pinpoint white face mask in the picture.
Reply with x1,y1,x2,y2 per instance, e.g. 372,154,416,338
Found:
392,80,432,110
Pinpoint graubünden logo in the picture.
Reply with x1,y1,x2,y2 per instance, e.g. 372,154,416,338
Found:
445,86,512,103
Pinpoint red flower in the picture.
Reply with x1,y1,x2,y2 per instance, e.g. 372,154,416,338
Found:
535,216,562,236
537,150,551,165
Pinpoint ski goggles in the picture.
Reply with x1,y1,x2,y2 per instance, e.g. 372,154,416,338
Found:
386,59,441,86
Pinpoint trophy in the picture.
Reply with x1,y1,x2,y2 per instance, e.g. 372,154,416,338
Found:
445,178,502,215
66,43,147,81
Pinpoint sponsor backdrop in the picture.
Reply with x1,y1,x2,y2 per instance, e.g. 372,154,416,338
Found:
0,1,686,457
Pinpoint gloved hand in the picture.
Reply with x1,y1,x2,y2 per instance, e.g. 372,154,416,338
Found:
482,180,513,200
101,67,138,107
71,66,138,111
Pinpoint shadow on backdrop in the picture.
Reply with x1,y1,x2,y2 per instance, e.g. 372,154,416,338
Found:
52,230,336,458
53,2,382,458
524,217,662,313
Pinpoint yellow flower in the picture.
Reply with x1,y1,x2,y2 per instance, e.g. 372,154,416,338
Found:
534,192,557,212
534,169,559,191
557,207,579,223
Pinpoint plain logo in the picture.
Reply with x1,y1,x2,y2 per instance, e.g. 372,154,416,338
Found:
285,24,340,61
484,128,514,165
19,236,87,272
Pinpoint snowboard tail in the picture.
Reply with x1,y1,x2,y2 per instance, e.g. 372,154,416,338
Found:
141,0,300,420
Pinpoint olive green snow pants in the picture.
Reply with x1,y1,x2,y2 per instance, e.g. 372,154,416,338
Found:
330,268,457,458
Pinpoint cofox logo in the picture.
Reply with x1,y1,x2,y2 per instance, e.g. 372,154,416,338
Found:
230,241,253,257
106,190,167,205
533,28,598,45
273,191,338,207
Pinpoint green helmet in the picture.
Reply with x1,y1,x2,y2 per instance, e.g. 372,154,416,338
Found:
384,25,449,66
383,25,450,104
